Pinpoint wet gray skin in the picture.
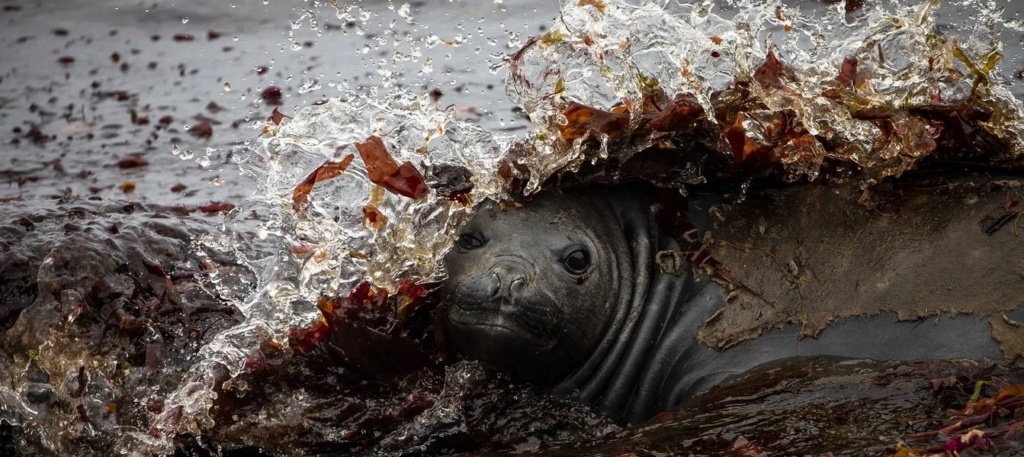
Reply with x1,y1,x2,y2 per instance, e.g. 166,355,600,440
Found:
441,192,630,386
440,187,1009,424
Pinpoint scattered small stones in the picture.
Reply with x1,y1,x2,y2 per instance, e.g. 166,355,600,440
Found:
188,122,213,140
117,157,148,169
261,86,283,105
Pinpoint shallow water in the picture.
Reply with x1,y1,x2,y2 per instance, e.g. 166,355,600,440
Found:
2,0,1024,455
1,0,553,207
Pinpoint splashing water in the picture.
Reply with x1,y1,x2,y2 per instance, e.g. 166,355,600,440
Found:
506,0,1024,191
164,0,1021,449
4,0,1024,455
214,91,506,333
143,90,509,453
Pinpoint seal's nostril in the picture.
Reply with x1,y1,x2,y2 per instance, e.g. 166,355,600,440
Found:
510,277,526,294
488,262,530,298
486,271,501,298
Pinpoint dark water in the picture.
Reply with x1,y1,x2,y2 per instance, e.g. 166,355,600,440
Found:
2,0,1024,456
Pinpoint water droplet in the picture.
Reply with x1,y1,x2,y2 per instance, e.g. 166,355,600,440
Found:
298,79,322,94
171,145,180,155
223,82,232,92
397,3,413,23
506,31,522,48
181,17,189,24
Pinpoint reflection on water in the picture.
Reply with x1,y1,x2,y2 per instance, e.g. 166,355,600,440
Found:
2,0,1023,455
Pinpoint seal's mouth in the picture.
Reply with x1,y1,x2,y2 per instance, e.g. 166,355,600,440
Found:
445,303,556,353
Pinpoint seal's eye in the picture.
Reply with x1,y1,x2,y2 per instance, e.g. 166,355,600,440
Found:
457,233,484,250
562,249,589,274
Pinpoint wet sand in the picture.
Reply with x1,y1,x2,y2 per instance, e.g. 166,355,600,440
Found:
0,0,557,207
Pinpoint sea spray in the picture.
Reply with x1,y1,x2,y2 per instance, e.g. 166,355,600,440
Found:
159,0,1024,450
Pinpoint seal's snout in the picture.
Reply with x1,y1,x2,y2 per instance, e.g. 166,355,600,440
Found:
487,261,529,299
439,192,631,387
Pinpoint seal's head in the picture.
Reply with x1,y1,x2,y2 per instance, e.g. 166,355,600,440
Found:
440,191,635,385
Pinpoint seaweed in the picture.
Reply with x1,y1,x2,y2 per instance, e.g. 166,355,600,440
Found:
290,154,355,212
507,36,1022,196
354,135,429,200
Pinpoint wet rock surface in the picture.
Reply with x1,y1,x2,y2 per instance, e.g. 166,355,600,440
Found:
0,201,246,456
700,173,1024,356
516,359,1024,456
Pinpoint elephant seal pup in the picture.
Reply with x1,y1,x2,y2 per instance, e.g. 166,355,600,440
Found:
439,186,1012,424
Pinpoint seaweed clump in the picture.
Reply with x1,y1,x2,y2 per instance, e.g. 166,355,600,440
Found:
499,0,1023,197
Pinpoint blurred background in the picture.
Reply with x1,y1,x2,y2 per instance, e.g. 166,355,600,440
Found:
0,0,558,209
